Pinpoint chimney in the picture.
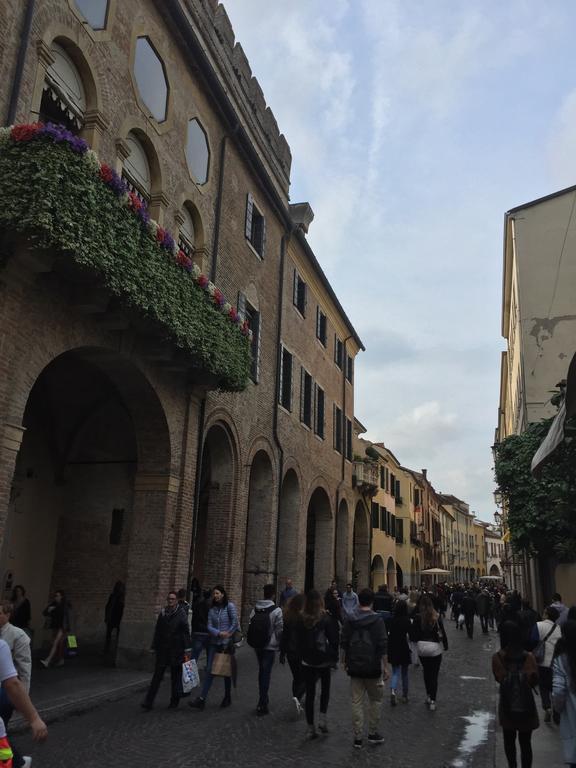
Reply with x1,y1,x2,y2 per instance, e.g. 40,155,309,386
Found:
289,202,314,234
422,468,427,479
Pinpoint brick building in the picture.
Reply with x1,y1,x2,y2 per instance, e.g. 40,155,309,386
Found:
0,0,363,666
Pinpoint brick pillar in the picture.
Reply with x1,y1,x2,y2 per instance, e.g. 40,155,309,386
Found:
117,473,181,669
0,423,26,552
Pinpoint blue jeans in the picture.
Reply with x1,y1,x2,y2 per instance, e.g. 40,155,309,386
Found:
191,634,210,663
255,649,275,707
390,665,409,696
201,644,231,700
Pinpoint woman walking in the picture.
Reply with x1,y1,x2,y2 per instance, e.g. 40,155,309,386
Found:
410,595,448,711
104,581,125,654
553,620,576,768
142,590,191,710
189,586,239,711
280,593,306,714
295,590,339,739
492,620,539,768
40,590,70,668
388,599,412,705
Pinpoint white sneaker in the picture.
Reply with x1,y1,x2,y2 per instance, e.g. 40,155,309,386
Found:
40,659,49,669
22,758,33,767
293,696,302,715
429,701,437,711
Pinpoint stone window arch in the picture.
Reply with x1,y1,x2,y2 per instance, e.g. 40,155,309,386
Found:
122,132,152,202
40,42,86,132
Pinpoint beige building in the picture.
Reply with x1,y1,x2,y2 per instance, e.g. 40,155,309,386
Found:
496,185,576,606
484,524,505,579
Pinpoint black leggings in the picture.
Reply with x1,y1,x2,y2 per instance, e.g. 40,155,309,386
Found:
503,729,533,768
420,655,442,701
303,665,331,725
287,654,306,700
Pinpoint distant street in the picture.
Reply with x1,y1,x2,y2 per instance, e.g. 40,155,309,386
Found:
15,619,499,768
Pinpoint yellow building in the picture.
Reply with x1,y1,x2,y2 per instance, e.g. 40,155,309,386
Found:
472,520,487,578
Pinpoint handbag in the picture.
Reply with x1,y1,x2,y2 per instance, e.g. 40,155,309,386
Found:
182,658,199,694
211,651,232,677
66,634,78,657
416,640,442,658
226,604,243,647
458,613,465,626
533,623,557,665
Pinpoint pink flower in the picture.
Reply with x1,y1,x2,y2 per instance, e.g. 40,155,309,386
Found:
11,123,42,142
198,274,208,288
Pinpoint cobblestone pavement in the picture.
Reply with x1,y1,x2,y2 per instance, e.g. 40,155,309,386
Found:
14,619,501,768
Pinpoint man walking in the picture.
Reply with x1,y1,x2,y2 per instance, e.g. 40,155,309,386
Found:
279,579,297,608
247,584,283,716
341,583,359,619
476,589,491,634
341,588,389,749
461,590,477,639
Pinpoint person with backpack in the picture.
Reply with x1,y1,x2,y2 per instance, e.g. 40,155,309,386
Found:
279,593,306,714
387,599,412,706
341,588,389,749
295,590,339,739
492,620,539,768
552,619,576,767
410,595,448,711
189,586,239,711
534,606,561,722
247,584,283,716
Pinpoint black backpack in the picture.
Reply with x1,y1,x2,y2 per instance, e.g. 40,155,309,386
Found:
247,605,275,649
500,655,535,715
347,623,377,677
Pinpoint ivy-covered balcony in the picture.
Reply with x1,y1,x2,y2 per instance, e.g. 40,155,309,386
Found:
0,124,251,391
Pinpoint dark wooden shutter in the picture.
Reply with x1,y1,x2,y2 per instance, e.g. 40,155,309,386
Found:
245,193,254,240
316,306,320,338
260,214,266,258
293,269,298,305
254,311,261,383
300,366,305,422
278,344,284,404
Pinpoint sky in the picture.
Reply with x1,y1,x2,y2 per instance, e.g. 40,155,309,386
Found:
224,0,576,521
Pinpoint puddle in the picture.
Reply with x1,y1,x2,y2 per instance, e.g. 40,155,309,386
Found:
451,710,493,767
460,676,486,681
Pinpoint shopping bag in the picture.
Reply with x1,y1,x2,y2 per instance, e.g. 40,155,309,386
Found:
66,634,78,657
182,658,199,694
211,651,232,677
458,613,465,627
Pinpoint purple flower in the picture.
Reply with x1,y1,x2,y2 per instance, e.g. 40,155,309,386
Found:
40,123,88,154
137,205,150,226
161,231,175,252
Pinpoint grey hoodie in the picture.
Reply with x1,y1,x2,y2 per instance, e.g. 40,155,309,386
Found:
249,600,284,651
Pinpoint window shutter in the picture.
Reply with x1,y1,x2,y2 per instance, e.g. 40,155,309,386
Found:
303,283,307,317
288,352,293,411
316,306,320,338
300,366,305,422
293,269,298,306
334,334,337,363
278,345,283,405
260,214,266,258
333,404,336,448
245,193,254,240
237,291,246,322
254,312,261,383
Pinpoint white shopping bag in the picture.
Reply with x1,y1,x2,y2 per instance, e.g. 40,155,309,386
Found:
182,658,200,694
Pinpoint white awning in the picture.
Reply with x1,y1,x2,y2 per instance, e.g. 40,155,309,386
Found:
531,399,566,476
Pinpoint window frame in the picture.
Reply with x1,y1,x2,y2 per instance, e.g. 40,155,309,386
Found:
245,193,266,258
300,366,313,428
293,270,307,317
315,306,327,346
314,384,325,439
279,345,293,411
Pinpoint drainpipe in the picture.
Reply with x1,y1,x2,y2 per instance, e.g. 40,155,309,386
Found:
272,228,293,593
6,0,35,125
186,393,207,600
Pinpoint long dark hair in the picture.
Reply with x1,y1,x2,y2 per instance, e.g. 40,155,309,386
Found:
302,589,324,628
212,585,229,607
394,599,408,618
561,620,576,691
499,620,523,656
419,595,438,627
284,592,304,624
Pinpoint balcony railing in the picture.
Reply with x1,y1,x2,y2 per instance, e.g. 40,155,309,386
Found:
352,460,379,496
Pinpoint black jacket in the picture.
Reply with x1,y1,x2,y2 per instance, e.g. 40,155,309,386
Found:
191,596,210,634
152,607,191,665
386,615,412,666
462,595,477,617
373,590,394,613
280,616,300,658
341,610,388,678
295,613,339,667
410,614,448,650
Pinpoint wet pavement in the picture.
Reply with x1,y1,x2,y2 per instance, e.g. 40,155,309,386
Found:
10,618,563,768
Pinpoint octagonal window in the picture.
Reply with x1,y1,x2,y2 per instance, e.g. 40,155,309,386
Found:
186,119,209,184
134,37,168,122
74,0,109,29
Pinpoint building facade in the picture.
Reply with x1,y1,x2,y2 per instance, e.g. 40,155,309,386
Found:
0,0,363,664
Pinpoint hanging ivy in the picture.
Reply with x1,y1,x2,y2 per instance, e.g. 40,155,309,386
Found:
493,415,576,561
0,131,251,391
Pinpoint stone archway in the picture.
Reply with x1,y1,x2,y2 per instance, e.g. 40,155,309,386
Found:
305,488,332,593
242,450,275,620
386,556,396,590
371,555,385,590
490,564,500,577
352,502,370,590
335,498,349,587
396,562,403,589
193,423,237,594
1,348,173,664
277,469,301,589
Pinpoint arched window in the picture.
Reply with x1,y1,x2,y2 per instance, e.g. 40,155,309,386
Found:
178,206,196,257
74,0,109,29
40,43,86,132
122,132,151,202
